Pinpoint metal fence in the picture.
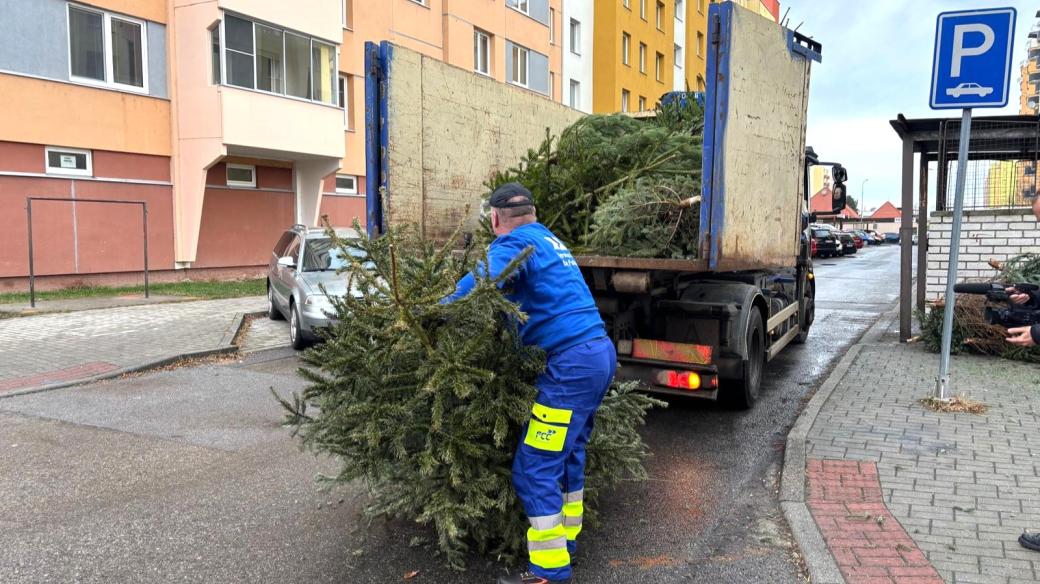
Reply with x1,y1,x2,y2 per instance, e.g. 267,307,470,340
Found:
937,119,1039,211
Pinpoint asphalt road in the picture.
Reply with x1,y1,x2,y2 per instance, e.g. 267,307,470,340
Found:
0,245,904,584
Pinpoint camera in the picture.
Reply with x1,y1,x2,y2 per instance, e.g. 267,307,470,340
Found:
952,282,1040,328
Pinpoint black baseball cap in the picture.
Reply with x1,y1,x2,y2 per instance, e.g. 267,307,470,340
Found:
488,182,535,208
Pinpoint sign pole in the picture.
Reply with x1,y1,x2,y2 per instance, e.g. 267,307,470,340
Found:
936,107,972,399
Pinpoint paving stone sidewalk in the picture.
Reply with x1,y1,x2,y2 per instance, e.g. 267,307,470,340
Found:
0,296,266,395
801,341,1040,584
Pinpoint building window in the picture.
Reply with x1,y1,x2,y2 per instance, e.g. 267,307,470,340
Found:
45,147,92,177
569,79,580,109
656,52,664,81
549,8,555,43
510,44,529,87
339,75,355,131
409,0,428,5
656,1,665,29
68,5,148,91
675,0,684,21
674,44,683,67
210,25,221,84
696,74,705,92
621,33,631,66
640,0,647,20
698,0,704,13
569,19,581,55
474,29,491,75
550,71,555,100
220,14,336,105
639,43,647,73
621,89,630,112
507,0,531,16
226,164,256,188
697,31,705,57
638,96,647,111
623,0,630,8
335,174,358,195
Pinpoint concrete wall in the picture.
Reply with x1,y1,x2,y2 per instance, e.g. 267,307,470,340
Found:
925,209,1040,300
384,44,582,242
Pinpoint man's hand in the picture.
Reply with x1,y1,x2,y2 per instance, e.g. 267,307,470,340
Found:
1006,287,1030,305
1006,326,1037,347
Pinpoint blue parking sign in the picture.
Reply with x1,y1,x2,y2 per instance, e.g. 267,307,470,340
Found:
930,7,1016,109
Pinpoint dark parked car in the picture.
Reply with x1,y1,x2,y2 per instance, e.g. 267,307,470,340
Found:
811,228,841,258
836,231,857,255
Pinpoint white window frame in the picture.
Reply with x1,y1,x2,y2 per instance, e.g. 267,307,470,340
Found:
655,51,664,81
674,44,683,68
334,174,358,195
66,3,150,94
640,0,647,20
623,0,631,9
342,0,353,29
697,0,704,13
656,1,664,29
569,79,580,109
44,146,93,177
622,33,631,66
339,75,350,129
509,44,530,88
569,19,581,55
218,13,339,107
675,0,684,21
409,0,429,6
638,96,647,111
639,43,647,74
507,0,531,16
549,8,555,43
621,89,630,112
474,29,491,76
226,163,257,188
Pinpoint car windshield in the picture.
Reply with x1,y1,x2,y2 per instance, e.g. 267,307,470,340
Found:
302,238,366,272
812,229,831,238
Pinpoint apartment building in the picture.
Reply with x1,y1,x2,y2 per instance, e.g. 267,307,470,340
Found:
0,0,564,289
1020,11,1039,115
564,0,595,112
592,0,676,113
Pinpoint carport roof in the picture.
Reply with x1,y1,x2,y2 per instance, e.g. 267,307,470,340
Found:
889,113,1040,161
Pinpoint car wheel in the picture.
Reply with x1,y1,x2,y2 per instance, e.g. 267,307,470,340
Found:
268,283,284,320
289,301,309,350
726,309,765,409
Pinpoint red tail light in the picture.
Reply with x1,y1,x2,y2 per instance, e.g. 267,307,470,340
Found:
655,370,718,391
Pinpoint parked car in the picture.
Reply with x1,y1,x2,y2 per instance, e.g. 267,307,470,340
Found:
861,229,883,245
856,230,881,246
267,225,364,349
810,228,841,258
836,231,857,255
883,232,900,244
845,231,865,249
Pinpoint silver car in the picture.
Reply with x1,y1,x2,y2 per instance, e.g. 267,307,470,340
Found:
267,225,362,349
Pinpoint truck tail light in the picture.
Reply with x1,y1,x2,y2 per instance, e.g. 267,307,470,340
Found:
655,370,718,391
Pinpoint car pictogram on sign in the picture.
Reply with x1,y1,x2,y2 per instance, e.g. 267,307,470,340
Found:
945,82,993,98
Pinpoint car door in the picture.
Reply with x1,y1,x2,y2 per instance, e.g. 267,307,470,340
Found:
274,235,301,308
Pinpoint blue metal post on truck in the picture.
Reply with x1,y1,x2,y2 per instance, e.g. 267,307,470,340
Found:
362,1,848,409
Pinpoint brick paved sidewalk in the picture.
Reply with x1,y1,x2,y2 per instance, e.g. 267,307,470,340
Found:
796,341,1040,584
0,296,265,395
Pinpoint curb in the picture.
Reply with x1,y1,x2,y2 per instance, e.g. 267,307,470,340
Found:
0,311,263,400
779,303,901,584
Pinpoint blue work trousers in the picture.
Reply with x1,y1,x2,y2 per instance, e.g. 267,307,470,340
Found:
512,336,617,581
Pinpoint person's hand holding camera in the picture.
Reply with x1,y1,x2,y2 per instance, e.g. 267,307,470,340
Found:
1006,326,1037,347
1006,287,1031,305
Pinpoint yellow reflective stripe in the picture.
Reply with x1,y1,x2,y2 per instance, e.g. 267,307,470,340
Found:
524,419,568,452
562,500,584,540
532,402,573,425
527,523,570,569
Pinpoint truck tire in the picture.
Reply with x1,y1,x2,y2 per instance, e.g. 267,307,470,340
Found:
794,295,814,344
728,309,765,409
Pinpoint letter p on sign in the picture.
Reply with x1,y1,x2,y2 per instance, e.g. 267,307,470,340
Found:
930,7,1016,109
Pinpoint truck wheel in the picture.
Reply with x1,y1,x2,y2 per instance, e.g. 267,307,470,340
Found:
728,309,765,409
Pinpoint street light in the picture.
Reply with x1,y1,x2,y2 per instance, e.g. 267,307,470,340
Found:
860,178,869,214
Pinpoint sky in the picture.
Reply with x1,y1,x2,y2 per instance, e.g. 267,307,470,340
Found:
781,0,1037,213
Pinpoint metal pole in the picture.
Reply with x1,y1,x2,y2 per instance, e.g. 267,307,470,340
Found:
142,203,149,299
936,108,973,399
26,199,35,308
916,156,929,312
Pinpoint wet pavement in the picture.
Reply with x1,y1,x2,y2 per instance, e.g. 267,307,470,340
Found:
0,246,904,583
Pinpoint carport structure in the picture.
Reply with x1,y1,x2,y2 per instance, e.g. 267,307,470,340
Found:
889,113,1040,342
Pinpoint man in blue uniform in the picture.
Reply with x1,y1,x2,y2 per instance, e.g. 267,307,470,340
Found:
445,183,616,584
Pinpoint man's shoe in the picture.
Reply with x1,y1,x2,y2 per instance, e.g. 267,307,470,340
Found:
496,571,571,584
1020,531,1040,551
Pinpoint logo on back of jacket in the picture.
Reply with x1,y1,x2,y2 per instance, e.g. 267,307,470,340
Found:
544,236,578,268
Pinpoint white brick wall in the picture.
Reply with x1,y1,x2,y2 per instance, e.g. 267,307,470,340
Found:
926,209,1040,300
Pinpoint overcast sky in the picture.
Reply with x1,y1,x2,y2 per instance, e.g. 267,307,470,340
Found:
781,0,1037,212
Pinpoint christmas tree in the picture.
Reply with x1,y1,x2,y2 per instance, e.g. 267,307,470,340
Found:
276,223,663,570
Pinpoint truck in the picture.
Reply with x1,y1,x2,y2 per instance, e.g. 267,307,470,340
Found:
361,1,848,408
